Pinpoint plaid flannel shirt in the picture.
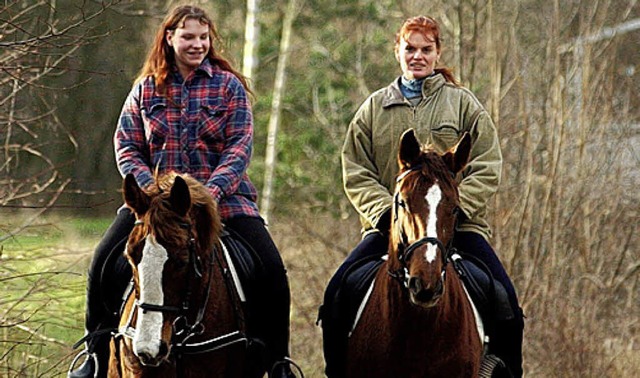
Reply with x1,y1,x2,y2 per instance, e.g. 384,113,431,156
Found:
114,58,260,220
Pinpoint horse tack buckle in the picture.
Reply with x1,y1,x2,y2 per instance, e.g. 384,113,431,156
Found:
173,315,206,337
173,316,189,336
190,322,205,336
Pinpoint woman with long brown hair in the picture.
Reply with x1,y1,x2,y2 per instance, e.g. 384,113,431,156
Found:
68,5,296,377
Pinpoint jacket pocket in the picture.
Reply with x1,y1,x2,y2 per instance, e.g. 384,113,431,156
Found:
141,101,169,149
198,104,227,143
431,122,461,149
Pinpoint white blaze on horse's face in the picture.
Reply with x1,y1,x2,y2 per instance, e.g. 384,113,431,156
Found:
133,234,168,362
424,183,442,263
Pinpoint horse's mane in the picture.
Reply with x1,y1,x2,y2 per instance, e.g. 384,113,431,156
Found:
144,172,222,254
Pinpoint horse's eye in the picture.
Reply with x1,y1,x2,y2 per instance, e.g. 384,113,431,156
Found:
169,250,189,269
174,257,188,269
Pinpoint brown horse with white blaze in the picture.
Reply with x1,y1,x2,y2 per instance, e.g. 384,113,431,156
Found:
346,129,483,377
108,172,256,377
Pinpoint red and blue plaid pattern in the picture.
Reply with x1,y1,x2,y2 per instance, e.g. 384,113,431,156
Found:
114,58,260,220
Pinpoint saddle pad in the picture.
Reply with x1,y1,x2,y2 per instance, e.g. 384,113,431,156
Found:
451,253,514,323
220,238,246,302
349,277,376,336
462,282,486,345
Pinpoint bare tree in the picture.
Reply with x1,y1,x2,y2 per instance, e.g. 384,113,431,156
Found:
0,1,121,223
0,1,124,373
261,0,300,223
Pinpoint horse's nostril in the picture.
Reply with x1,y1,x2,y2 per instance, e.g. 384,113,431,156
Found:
138,352,152,365
415,287,435,303
408,277,438,303
408,276,421,293
434,279,443,294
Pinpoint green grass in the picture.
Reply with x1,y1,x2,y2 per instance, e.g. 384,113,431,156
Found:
1,214,109,376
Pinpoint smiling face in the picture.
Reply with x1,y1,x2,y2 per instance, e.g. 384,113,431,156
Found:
166,18,211,78
395,31,440,80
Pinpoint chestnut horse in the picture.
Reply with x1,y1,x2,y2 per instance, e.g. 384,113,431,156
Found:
347,129,483,377
108,172,258,377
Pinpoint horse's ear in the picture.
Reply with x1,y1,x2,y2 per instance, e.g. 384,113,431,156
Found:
398,129,422,169
442,132,471,175
123,174,150,215
169,176,191,217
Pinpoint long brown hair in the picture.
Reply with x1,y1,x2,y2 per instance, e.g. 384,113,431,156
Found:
135,5,253,97
395,16,460,86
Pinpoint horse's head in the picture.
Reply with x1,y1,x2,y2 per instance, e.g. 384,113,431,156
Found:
122,172,221,366
391,129,470,308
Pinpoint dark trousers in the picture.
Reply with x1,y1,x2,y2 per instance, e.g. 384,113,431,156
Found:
82,208,291,367
320,232,387,378
225,216,292,364
321,231,523,377
452,232,524,377
83,207,134,378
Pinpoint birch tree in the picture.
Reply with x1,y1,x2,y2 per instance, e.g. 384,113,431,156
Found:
243,0,261,85
260,0,300,222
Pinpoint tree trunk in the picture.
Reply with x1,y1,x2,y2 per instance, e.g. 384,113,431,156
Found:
242,0,260,85
260,0,298,223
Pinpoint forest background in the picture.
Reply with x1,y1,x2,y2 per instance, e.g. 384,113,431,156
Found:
1,0,638,377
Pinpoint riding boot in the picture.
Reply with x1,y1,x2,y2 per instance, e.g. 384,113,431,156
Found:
320,305,348,378
492,310,524,378
265,290,297,378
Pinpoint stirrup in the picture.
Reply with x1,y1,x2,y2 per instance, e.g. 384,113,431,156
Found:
68,349,98,378
270,356,305,378
479,353,508,378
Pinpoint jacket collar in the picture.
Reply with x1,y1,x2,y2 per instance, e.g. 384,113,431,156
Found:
197,58,216,78
381,73,446,108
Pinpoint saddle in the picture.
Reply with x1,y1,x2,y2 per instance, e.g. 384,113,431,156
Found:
219,227,266,304
333,252,513,340
100,226,265,323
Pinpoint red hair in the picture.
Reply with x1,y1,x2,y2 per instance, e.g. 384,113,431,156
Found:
135,5,253,97
395,16,460,86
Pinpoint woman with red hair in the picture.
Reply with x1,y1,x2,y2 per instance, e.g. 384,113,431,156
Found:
320,15,524,377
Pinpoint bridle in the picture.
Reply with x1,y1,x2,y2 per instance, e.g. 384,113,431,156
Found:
118,218,249,361
131,219,212,345
388,165,459,290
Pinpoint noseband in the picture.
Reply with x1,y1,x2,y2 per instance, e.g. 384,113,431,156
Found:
388,166,458,289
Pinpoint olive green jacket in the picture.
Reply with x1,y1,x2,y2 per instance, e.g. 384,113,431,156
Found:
341,74,502,240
